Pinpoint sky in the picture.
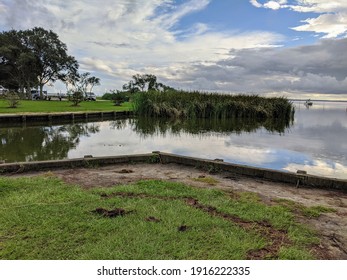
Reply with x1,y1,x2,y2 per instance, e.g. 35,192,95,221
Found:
1,0,347,99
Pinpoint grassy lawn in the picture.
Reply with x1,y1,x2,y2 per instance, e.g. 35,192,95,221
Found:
0,100,132,114
0,175,323,260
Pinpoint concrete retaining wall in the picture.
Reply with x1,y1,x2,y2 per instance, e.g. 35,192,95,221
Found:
0,152,346,192
0,154,155,173
0,111,132,123
157,152,347,192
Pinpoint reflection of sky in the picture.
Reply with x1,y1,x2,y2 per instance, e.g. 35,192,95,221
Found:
0,101,342,179
65,101,347,179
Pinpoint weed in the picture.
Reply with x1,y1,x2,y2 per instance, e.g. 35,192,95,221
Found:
147,154,160,164
192,177,219,185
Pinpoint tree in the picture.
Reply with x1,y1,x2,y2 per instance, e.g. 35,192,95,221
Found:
122,74,173,93
22,27,78,98
64,72,100,97
87,75,100,93
0,30,38,98
0,27,78,99
122,80,140,93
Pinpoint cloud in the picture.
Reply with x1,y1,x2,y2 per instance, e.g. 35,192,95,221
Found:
289,0,347,13
292,12,347,38
173,38,347,94
251,0,347,38
250,0,288,10
250,0,263,8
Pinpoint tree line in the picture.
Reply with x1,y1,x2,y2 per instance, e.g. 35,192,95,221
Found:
0,27,99,99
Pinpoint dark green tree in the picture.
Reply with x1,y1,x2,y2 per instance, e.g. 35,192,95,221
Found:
1,28,78,99
0,30,38,98
122,80,140,93
22,27,79,98
87,75,100,93
122,74,171,93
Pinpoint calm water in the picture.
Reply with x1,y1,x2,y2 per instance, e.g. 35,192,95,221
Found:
1,101,346,179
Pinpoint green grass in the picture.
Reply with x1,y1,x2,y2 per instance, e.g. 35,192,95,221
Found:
192,176,219,185
0,176,320,260
0,100,132,114
273,198,336,218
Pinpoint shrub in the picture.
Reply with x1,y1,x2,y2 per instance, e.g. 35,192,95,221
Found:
5,92,20,108
112,91,128,106
68,91,84,106
101,93,113,100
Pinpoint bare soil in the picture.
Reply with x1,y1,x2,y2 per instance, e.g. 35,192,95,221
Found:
11,163,347,259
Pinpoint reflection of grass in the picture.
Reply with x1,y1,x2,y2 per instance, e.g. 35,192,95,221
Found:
0,176,319,259
0,100,132,114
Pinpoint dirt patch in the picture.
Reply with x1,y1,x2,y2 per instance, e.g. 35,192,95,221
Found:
118,169,134,174
10,163,347,259
91,207,133,218
177,225,189,232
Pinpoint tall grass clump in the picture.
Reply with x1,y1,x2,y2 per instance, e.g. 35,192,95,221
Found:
132,90,294,122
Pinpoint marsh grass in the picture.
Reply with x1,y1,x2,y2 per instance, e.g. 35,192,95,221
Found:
0,176,319,260
132,90,294,123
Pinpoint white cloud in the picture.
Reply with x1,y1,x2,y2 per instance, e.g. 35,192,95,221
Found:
289,0,347,13
264,1,284,10
250,0,262,8
292,13,347,38
251,0,347,38
250,0,288,10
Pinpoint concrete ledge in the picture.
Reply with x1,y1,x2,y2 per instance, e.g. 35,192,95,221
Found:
157,152,347,192
0,154,155,173
0,152,346,192
0,111,132,123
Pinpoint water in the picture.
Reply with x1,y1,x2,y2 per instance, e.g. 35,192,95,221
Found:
1,101,346,179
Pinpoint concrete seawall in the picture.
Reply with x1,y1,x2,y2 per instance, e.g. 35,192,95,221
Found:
0,110,132,123
0,152,346,192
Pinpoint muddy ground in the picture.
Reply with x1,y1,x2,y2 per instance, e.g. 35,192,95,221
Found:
12,163,347,259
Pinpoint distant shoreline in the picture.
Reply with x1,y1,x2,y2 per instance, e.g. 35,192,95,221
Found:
290,99,347,103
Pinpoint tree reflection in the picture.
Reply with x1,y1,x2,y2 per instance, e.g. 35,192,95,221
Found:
0,123,99,162
109,119,128,130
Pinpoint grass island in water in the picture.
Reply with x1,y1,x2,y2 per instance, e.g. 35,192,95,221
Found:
132,90,295,122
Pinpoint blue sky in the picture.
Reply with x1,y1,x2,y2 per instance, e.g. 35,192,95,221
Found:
175,0,317,44
1,0,347,98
